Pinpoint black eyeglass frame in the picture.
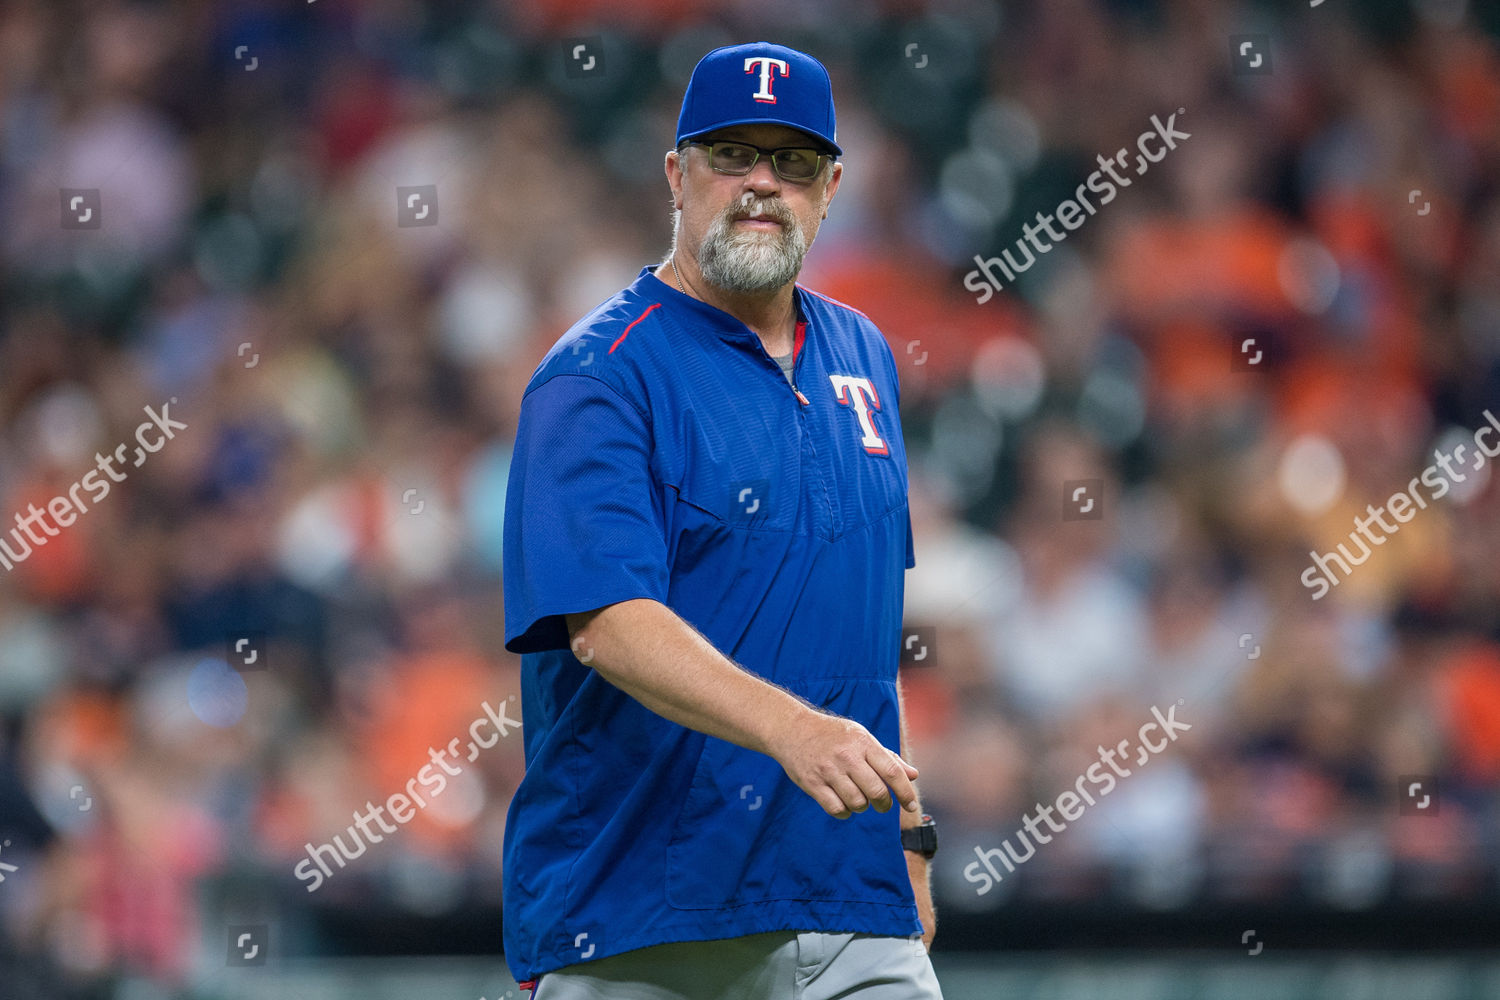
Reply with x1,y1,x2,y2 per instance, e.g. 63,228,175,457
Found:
678,139,834,183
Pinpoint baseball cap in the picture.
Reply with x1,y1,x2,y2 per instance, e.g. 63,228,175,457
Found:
675,42,842,157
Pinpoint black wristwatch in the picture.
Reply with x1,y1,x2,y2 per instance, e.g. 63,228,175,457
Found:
900,814,938,859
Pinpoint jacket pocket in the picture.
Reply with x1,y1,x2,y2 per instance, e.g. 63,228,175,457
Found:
664,680,910,911
665,736,787,909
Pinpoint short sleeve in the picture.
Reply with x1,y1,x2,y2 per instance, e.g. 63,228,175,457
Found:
503,374,669,653
905,507,916,570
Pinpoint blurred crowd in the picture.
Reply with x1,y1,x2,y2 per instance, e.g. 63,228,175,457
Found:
0,0,1498,991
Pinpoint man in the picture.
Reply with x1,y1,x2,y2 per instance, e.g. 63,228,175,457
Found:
501,41,942,999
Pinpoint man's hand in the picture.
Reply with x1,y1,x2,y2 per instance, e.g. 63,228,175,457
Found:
770,710,920,819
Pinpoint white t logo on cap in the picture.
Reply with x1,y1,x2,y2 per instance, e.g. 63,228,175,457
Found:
744,56,789,104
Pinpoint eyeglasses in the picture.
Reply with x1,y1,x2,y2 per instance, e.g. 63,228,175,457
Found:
682,140,831,183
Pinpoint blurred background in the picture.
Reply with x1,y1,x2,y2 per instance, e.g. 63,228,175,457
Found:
1,0,1498,997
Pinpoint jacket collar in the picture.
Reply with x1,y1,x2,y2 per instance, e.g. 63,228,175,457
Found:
636,265,807,347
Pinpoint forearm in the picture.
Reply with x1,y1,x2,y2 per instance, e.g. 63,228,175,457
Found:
895,674,936,945
566,598,815,756
896,675,925,830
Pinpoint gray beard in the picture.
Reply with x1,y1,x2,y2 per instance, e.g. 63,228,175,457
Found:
696,208,809,294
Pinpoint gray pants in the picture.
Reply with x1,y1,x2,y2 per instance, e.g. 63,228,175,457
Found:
531,931,943,1000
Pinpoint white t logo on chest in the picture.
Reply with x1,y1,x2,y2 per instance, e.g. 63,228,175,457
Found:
828,375,889,455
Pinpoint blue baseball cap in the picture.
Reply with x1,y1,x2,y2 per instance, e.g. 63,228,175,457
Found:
675,42,841,157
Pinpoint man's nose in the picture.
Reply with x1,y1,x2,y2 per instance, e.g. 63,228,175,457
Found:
742,155,782,194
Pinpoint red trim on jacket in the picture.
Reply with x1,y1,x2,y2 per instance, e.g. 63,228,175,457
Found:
608,302,662,354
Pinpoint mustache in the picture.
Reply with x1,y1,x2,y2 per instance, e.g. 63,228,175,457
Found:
723,195,795,227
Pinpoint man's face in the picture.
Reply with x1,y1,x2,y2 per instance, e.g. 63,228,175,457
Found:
667,123,842,294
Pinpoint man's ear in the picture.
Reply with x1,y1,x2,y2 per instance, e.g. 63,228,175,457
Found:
820,160,843,219
665,148,685,211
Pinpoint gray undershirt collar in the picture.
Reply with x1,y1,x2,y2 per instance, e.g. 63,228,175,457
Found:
771,351,795,387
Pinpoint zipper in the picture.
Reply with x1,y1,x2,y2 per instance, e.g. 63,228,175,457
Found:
756,334,809,405
786,318,810,405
